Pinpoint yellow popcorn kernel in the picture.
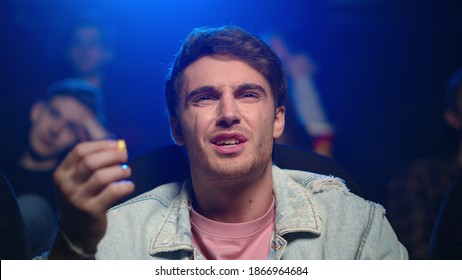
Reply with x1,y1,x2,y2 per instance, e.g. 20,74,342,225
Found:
117,139,127,152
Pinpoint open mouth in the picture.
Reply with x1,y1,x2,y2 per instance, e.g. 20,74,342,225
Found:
215,139,241,147
210,133,248,153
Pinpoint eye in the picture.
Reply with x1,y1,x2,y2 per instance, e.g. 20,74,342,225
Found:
239,92,261,103
196,95,211,101
242,92,258,98
47,106,61,119
191,94,217,106
65,122,79,135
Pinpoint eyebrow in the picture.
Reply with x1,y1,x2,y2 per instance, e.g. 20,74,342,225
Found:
185,83,267,103
47,104,62,117
235,83,267,95
47,104,80,130
185,85,219,104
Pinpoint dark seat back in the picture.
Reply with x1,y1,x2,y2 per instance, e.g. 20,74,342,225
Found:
0,171,28,259
428,177,462,259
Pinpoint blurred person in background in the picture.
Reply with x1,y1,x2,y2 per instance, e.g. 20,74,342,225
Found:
265,33,334,157
387,68,462,259
0,78,110,258
65,13,115,89
63,13,162,157
0,11,116,159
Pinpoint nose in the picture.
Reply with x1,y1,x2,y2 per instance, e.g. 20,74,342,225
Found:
216,94,241,127
48,119,65,138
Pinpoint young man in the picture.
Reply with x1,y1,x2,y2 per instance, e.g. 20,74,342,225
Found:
0,78,109,258
49,26,407,259
66,19,114,89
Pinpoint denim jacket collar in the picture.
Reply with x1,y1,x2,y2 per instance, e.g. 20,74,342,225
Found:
149,178,193,256
149,165,323,257
272,166,322,236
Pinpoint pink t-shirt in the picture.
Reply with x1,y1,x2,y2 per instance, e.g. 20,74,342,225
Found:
190,197,275,260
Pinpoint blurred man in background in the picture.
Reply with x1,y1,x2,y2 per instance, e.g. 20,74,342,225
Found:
387,68,462,259
265,33,334,157
66,16,115,89
0,78,109,258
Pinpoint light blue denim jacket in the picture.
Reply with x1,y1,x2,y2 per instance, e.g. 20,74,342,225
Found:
97,165,408,259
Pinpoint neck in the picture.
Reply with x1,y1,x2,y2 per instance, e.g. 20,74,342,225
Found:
190,162,274,223
19,150,58,172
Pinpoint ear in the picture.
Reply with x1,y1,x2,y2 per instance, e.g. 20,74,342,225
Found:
169,116,184,145
444,110,462,130
30,101,46,123
273,106,285,139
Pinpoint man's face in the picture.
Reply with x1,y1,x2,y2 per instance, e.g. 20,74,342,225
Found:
29,96,94,159
171,55,285,180
68,26,112,76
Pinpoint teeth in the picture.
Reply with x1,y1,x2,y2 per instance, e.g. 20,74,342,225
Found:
217,139,240,146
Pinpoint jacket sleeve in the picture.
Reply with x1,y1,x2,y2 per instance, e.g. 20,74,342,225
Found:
356,203,409,260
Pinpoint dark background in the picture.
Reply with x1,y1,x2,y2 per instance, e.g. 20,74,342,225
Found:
1,0,461,206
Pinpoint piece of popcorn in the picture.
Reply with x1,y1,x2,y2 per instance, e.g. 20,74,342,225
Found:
117,139,127,152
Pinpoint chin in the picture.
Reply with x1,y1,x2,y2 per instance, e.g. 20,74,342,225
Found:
207,156,269,182
188,141,272,181
213,163,249,178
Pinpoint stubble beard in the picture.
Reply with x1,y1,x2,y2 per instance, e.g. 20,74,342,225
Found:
186,135,274,185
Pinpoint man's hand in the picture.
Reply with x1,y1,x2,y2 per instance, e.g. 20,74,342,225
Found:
49,140,134,259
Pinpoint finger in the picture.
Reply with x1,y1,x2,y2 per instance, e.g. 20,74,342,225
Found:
87,180,135,213
79,164,132,198
72,148,128,183
60,165,131,212
59,140,118,170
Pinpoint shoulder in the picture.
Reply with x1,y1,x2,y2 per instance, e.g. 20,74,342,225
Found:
275,167,407,259
274,164,352,197
108,180,186,220
99,180,189,258
274,165,387,228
